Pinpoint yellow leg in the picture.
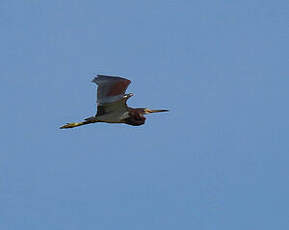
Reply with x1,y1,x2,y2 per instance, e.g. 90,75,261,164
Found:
60,121,87,129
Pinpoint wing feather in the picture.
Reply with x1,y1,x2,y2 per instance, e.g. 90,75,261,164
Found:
92,75,131,104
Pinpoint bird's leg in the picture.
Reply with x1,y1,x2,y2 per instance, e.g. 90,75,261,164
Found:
60,120,96,129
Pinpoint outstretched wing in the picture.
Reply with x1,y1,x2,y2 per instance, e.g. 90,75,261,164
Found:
92,75,131,105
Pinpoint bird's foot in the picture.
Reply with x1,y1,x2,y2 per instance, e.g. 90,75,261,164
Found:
60,122,82,129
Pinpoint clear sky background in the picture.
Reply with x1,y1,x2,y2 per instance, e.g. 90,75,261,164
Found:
0,1,288,229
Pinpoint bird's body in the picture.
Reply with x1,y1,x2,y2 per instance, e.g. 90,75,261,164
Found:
60,75,168,129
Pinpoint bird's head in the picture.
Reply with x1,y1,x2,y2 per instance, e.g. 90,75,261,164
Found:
122,93,134,101
124,93,134,99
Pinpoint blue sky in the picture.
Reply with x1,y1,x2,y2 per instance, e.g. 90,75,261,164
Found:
1,0,288,229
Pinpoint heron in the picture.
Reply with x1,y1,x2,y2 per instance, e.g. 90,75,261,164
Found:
60,75,168,128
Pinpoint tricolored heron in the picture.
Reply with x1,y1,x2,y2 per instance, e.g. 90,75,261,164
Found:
60,75,168,128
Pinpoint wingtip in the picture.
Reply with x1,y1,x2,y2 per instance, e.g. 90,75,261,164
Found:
91,74,131,84
91,75,107,84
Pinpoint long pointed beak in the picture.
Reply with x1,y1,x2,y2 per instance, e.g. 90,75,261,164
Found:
144,109,169,114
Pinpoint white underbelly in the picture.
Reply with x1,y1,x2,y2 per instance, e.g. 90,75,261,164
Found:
96,111,130,123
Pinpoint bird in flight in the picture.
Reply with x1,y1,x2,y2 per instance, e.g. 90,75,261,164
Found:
60,75,168,128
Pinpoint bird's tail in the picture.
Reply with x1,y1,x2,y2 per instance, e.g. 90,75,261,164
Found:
60,121,88,129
